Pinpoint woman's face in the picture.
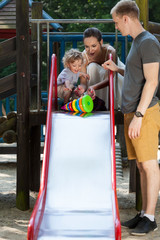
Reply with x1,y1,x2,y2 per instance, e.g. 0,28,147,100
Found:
84,36,103,58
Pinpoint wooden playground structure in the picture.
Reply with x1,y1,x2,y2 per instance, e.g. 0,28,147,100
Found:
0,0,160,211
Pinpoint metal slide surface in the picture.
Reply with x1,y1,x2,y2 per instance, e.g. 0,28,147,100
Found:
39,112,114,239
28,54,121,240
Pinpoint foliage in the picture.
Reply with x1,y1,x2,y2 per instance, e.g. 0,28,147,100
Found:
149,0,160,23
41,0,118,32
41,0,160,29
1,0,160,92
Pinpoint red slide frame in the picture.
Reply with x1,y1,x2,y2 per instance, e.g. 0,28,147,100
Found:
27,54,121,240
109,54,121,239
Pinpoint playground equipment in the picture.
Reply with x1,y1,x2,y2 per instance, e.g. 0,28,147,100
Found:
27,54,121,240
61,95,94,113
0,0,62,39
0,13,129,211
0,0,159,213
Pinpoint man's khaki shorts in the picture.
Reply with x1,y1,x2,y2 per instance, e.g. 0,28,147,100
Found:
124,103,160,162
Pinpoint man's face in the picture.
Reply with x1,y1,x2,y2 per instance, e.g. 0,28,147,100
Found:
112,12,128,36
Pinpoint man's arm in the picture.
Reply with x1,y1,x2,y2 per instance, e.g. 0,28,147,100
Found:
102,59,125,76
128,62,159,139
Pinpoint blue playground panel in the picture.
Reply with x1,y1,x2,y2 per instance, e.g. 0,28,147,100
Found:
0,94,17,115
0,95,17,143
43,33,132,71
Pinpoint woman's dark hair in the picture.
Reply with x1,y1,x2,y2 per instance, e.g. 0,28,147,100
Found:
83,27,102,42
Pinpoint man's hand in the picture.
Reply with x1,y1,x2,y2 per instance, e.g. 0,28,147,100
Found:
102,59,118,72
128,116,142,139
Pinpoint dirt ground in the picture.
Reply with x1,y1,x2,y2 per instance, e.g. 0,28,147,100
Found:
0,154,160,240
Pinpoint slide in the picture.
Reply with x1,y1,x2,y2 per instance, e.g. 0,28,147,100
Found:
27,54,121,240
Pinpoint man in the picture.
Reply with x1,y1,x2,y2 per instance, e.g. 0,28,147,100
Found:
103,0,160,236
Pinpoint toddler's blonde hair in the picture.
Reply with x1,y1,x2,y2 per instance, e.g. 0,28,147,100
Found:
62,48,83,68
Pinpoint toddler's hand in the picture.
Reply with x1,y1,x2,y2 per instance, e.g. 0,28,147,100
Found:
74,85,85,97
64,87,72,91
65,80,73,91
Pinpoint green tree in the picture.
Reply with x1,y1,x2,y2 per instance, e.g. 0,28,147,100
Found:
42,0,118,32
149,0,160,23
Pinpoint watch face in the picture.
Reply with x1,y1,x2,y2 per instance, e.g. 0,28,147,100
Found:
135,111,143,117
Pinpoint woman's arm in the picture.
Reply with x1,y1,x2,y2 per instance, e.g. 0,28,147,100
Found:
87,45,116,91
90,79,109,90
74,52,89,97
79,52,89,86
87,79,109,100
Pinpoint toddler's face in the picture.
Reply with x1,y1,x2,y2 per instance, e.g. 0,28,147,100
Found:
68,59,82,74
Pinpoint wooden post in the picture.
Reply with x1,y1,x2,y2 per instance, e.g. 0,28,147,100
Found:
129,160,136,193
136,0,149,30
16,0,30,210
129,161,142,210
136,166,142,211
29,2,43,192
29,125,41,192
148,21,160,34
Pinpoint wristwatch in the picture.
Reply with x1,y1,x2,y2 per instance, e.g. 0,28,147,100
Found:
135,111,144,117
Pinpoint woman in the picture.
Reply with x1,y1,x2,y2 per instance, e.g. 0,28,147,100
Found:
75,27,124,108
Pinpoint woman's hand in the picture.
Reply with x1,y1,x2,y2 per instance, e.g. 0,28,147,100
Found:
87,87,96,100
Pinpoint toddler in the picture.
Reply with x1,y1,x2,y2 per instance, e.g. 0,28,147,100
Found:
56,48,89,104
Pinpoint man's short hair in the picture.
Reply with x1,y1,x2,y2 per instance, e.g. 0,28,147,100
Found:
111,0,139,19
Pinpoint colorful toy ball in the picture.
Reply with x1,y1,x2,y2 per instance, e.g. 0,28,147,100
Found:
61,95,94,113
